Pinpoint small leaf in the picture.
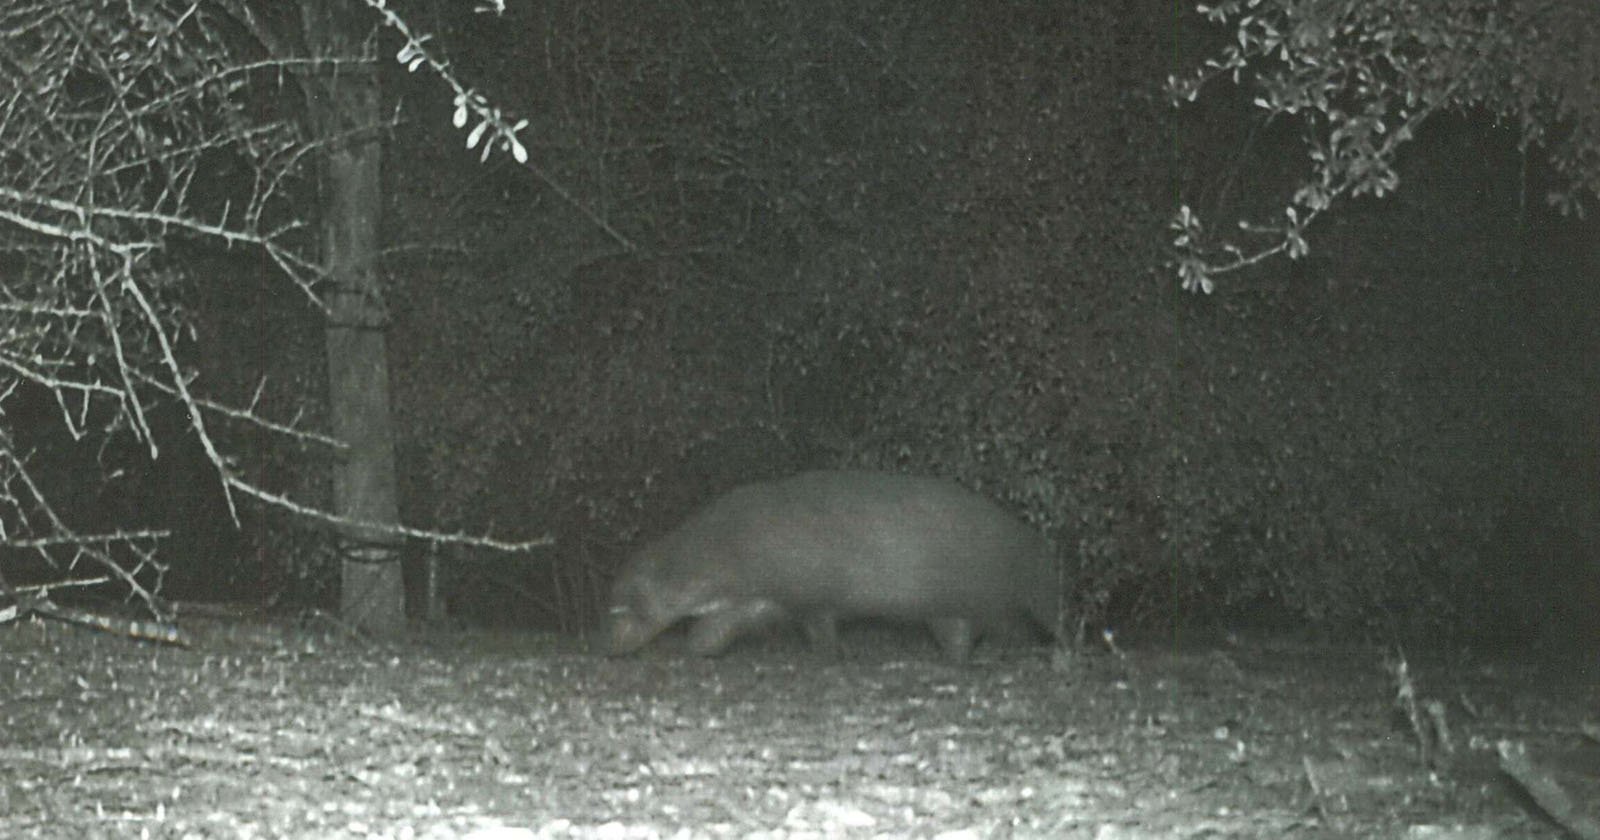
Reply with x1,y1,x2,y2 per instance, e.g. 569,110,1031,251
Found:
1179,258,1214,294
467,119,488,150
1287,230,1307,259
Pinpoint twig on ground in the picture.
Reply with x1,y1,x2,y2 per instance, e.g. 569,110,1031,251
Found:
1497,740,1600,840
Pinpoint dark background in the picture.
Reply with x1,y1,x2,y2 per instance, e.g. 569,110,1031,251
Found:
109,0,1597,652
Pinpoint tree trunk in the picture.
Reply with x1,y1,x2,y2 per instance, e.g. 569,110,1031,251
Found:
301,1,404,635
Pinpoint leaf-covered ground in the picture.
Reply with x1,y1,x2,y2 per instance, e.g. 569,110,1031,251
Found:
1,615,1595,839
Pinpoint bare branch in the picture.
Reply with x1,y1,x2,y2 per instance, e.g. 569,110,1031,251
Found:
227,476,555,554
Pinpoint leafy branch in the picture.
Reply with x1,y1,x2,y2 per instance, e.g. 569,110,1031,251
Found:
1169,0,1599,292
368,0,637,250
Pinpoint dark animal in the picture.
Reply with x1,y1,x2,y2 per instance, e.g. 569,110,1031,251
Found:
603,470,1058,660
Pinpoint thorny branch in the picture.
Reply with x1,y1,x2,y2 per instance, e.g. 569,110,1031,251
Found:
0,0,549,619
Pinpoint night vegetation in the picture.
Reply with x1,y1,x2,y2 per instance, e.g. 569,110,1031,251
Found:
2,2,1597,837
0,0,1594,647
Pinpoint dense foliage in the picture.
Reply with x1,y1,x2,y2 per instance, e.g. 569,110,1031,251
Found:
1,0,1590,643
384,0,1594,643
